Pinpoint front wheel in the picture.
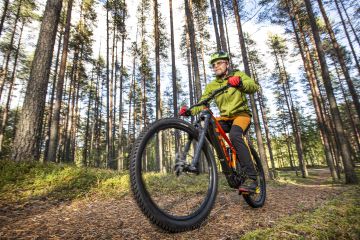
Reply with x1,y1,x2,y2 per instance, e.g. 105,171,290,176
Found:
242,145,266,208
129,118,218,232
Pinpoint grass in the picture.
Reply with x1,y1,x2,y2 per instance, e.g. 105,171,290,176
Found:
1,161,359,238
0,160,130,202
240,185,360,240
270,168,338,186
0,160,239,204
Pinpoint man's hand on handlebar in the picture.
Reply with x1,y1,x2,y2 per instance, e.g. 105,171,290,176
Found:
179,105,192,117
227,76,242,88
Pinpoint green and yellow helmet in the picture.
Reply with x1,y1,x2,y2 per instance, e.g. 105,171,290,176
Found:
209,51,230,64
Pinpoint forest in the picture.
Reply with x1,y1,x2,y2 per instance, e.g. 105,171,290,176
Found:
0,0,359,238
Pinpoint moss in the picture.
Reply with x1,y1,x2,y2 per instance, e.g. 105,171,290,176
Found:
0,160,129,202
240,186,360,240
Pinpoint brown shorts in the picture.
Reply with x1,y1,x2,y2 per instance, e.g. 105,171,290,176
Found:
216,113,251,131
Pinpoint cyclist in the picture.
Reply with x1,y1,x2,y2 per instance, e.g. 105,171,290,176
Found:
179,51,260,193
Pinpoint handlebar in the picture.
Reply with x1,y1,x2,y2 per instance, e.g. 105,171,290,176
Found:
189,85,229,110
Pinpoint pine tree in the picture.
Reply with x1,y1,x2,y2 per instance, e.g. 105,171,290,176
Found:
232,0,270,180
304,0,357,183
12,0,62,162
47,0,74,162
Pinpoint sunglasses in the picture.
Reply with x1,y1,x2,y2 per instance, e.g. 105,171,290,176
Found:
212,61,228,68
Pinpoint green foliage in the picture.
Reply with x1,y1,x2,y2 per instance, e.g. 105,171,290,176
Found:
0,160,129,203
273,169,335,185
0,160,236,204
240,185,360,240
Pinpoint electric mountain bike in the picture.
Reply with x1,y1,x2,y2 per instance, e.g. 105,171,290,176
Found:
130,85,266,232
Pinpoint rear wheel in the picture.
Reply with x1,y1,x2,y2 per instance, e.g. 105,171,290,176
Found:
242,145,266,208
130,118,218,232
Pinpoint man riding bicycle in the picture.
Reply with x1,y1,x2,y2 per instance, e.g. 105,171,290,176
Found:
179,51,259,193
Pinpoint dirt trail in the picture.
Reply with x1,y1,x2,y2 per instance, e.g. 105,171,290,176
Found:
0,169,346,239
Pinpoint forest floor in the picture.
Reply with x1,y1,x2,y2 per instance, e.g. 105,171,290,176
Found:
0,165,359,239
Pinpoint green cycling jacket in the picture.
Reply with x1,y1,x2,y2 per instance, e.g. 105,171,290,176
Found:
191,70,259,117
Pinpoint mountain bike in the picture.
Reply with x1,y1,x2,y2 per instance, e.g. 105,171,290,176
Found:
129,85,266,232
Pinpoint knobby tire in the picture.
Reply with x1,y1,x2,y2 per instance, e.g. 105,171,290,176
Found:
129,118,218,232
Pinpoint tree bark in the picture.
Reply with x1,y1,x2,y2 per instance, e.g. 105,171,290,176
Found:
106,1,113,168
209,0,221,51
169,0,178,118
334,0,360,75
317,0,360,119
288,4,337,180
339,0,360,47
12,0,63,162
0,0,22,102
117,1,126,170
83,69,94,166
215,0,227,51
221,0,232,64
184,0,201,101
232,0,270,180
0,20,24,152
304,0,357,183
185,23,195,123
250,62,276,179
333,60,360,154
0,0,9,36
47,0,73,162
44,24,64,161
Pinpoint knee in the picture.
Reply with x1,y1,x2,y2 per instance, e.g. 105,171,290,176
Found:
229,125,244,142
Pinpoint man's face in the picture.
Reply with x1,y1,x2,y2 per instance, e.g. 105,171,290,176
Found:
212,60,229,77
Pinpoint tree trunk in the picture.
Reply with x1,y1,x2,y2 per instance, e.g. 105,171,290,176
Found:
0,20,24,152
270,41,307,177
246,43,274,177
333,60,360,154
209,0,221,51
111,20,117,165
169,0,180,153
48,0,73,162
117,3,126,170
0,0,9,36
154,0,163,172
288,3,337,180
0,0,22,102
186,29,195,123
305,19,343,178
339,0,360,47
70,58,82,162
232,0,270,180
317,0,360,119
200,36,207,85
221,0,232,64
106,1,113,168
184,0,201,101
63,53,76,162
304,0,357,183
44,24,64,161
12,0,62,162
281,55,308,177
215,0,227,51
334,0,360,75
83,69,94,166
169,0,178,117
250,61,276,179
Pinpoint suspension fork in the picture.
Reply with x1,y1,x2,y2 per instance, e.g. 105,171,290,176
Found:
188,112,211,172
175,112,211,174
